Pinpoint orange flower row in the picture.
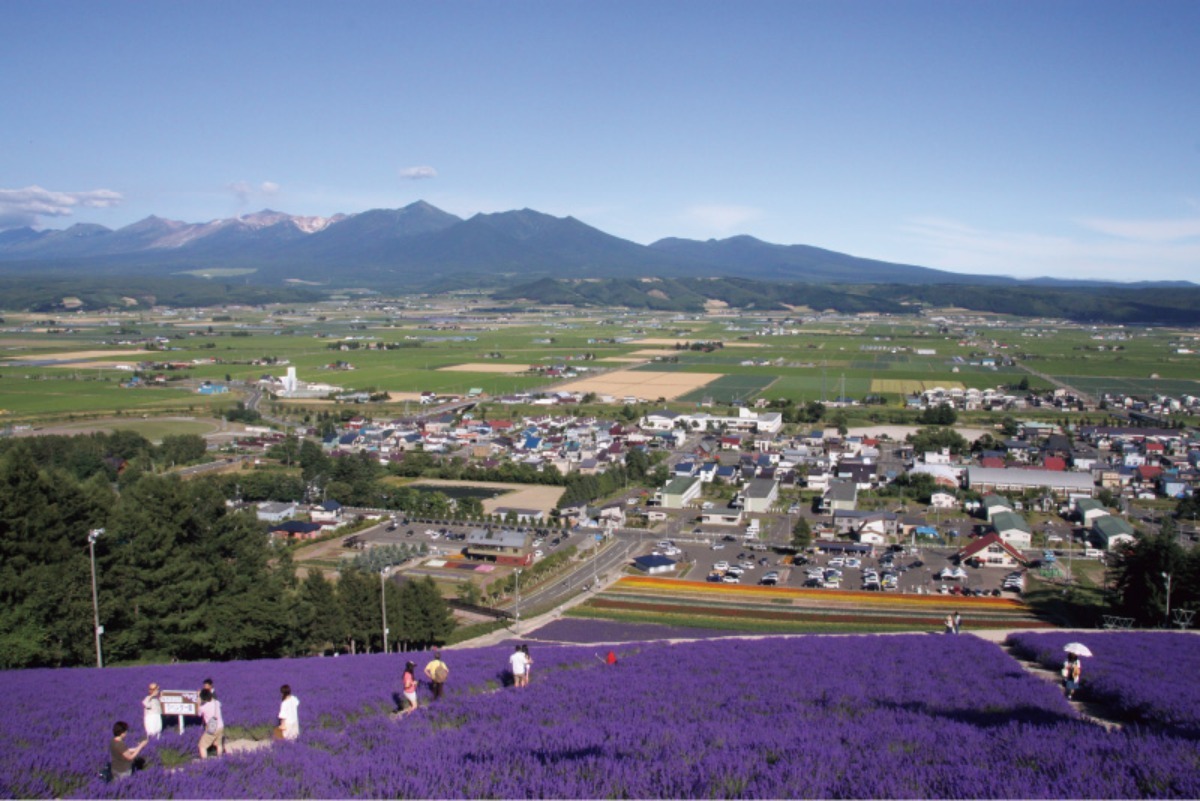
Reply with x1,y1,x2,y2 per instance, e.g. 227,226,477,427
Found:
613,576,1027,610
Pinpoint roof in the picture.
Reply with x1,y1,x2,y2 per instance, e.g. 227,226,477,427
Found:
824,479,858,502
968,466,1095,491
270,521,323,534
744,478,778,499
466,528,527,549
958,532,1028,563
991,510,1031,534
663,476,700,496
633,555,677,570
1093,515,1135,538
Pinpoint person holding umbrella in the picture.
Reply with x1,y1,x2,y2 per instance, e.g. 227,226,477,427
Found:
1062,642,1091,699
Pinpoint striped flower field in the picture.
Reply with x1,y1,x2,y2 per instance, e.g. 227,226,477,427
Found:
567,576,1050,633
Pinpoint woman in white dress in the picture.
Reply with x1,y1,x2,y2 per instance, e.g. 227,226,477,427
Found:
142,683,163,739
278,684,300,740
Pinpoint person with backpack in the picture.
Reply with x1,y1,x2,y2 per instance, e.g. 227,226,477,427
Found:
424,651,449,701
198,688,224,758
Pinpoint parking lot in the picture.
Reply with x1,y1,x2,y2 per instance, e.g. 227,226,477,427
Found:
673,538,1028,598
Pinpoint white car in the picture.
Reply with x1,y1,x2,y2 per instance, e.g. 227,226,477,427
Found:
714,560,730,571
828,557,845,568
533,549,544,559
845,557,861,569
725,566,744,577
739,561,755,570
723,575,740,584
663,547,682,557
656,540,672,548
711,543,726,550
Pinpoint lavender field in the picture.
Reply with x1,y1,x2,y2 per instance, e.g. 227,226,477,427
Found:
4,634,1199,798
1006,630,1200,737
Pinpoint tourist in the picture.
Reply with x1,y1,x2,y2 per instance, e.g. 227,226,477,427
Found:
109,721,148,780
277,684,300,740
424,650,449,701
142,683,162,740
944,614,954,635
521,644,533,687
508,644,528,688
1062,653,1082,699
953,611,962,634
198,688,224,758
401,661,419,715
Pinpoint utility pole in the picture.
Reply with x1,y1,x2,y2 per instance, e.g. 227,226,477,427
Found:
380,567,390,654
1163,571,1173,624
514,568,523,635
88,528,105,668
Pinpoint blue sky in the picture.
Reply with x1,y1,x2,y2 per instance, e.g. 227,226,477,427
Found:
2,0,1198,281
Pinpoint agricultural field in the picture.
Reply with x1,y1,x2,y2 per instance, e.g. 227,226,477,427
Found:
677,374,777,404
3,300,1198,425
567,576,1049,634
403,479,565,517
3,633,1198,798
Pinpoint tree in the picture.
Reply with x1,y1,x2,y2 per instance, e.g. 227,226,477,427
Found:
917,403,957,426
907,426,969,456
1112,531,1191,625
791,517,813,551
398,576,455,649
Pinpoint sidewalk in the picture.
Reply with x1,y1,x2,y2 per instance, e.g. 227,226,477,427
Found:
455,568,627,649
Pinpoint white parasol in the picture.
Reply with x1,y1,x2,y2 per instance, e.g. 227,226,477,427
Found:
1063,642,1093,657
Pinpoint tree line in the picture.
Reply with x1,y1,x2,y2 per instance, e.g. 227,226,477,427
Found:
0,437,453,670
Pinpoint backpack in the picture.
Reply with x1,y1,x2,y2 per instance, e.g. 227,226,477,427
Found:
205,711,221,734
432,662,449,683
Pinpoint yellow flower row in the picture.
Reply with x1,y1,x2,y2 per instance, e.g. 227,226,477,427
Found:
613,576,1027,610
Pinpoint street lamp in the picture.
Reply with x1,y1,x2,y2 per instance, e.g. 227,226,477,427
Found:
513,568,523,635
380,567,390,655
1162,571,1173,624
87,528,104,668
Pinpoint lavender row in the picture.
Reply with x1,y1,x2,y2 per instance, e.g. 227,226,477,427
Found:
7,635,1200,798
1005,630,1200,735
0,641,608,798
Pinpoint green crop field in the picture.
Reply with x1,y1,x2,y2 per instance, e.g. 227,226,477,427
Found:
677,374,778,404
3,301,1198,424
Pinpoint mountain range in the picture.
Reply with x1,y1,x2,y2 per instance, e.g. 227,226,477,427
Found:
0,201,1192,290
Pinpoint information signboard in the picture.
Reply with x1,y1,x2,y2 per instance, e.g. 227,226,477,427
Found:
160,690,200,716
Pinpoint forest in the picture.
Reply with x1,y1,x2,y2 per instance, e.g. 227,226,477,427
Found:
0,434,454,670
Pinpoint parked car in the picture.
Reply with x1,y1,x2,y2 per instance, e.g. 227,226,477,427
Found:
759,577,778,586
723,575,740,584
714,561,730,572
711,543,726,550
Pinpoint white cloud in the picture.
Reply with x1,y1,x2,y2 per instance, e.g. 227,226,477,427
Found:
227,181,281,204
1076,215,1200,243
681,204,762,236
399,166,438,181
0,185,122,230
899,216,1200,282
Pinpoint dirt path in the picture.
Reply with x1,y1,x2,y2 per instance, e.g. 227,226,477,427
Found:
968,629,1124,730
